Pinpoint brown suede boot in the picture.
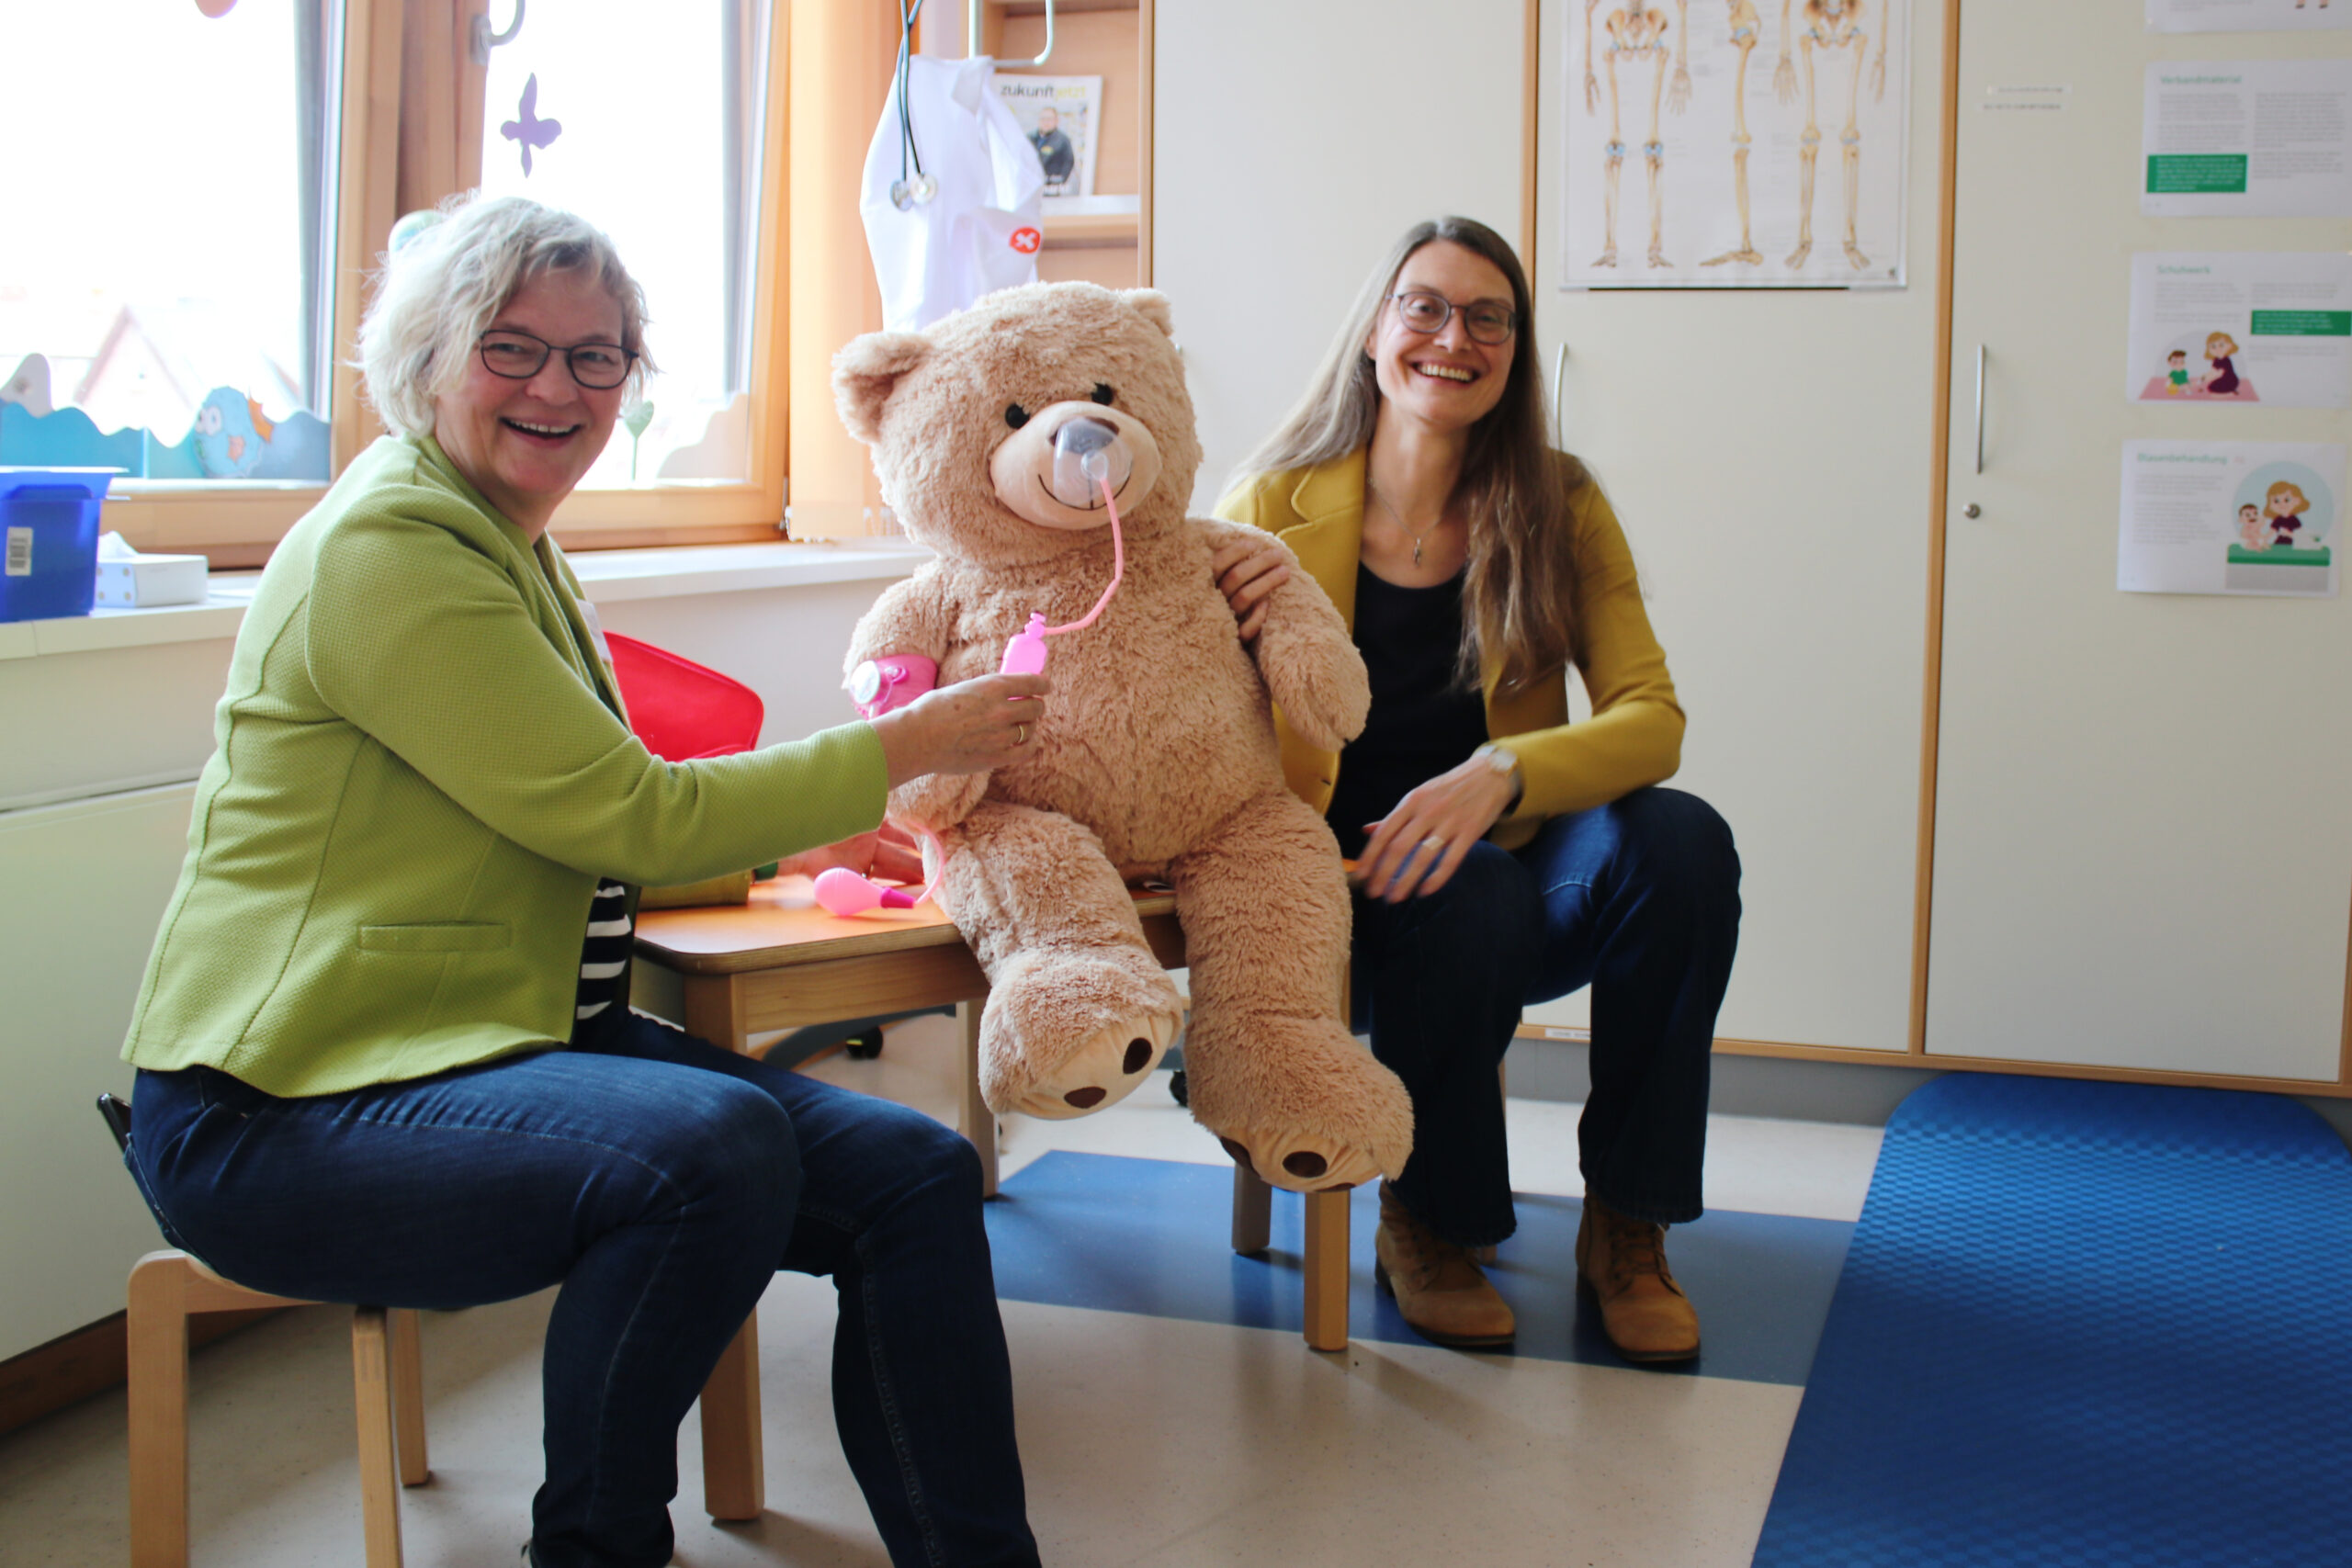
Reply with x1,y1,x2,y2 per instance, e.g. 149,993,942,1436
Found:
1374,1183,1515,1348
1576,1193,1701,1363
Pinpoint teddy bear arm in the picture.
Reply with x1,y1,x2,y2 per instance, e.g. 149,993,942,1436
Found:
842,572,962,675
888,771,991,835
1252,576,1372,753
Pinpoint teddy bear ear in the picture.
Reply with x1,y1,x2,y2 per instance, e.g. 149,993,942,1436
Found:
831,332,933,445
1118,289,1177,341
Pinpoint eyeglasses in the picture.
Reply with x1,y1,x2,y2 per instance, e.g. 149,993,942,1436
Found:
1389,290,1518,345
476,329,638,390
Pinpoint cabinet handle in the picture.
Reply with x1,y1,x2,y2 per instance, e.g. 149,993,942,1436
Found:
1553,342,1568,446
1973,343,1987,477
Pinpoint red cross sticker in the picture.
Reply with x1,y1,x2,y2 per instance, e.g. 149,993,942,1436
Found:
1009,226,1043,254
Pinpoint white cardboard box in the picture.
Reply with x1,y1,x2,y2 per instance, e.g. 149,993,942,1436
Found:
94,552,209,608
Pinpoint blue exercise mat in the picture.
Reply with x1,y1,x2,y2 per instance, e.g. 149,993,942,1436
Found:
1753,1073,2352,1568
984,1150,1853,1385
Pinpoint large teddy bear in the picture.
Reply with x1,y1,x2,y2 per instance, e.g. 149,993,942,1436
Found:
831,282,1413,1192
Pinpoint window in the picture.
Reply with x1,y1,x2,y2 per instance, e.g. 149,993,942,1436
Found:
476,1,775,501
0,1,359,560
0,0,788,564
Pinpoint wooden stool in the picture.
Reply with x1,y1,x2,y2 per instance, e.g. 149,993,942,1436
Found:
123,1248,765,1568
126,1250,424,1568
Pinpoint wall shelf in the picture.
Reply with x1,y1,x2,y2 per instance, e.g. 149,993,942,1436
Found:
1042,209,1140,247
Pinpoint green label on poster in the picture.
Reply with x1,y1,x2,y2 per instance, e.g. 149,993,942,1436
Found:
2250,310,2352,338
2146,154,2249,194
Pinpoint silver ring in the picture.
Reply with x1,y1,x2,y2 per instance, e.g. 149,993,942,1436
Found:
1419,835,1448,855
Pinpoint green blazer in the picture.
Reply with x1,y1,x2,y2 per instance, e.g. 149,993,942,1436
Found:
123,434,888,1098
1216,448,1684,850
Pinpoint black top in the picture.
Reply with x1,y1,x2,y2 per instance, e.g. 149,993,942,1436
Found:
1324,565,1488,860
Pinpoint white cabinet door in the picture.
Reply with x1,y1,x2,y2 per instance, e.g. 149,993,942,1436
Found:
1929,1,2352,1081
1524,0,1951,1054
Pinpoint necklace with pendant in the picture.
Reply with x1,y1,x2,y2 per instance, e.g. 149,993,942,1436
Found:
1368,484,1443,567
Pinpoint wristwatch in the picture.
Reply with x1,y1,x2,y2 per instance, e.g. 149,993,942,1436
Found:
1473,743,1523,810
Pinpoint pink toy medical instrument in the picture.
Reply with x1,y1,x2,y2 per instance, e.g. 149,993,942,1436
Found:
820,423,1126,918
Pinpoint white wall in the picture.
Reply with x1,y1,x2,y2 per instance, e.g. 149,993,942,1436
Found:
1158,0,1945,1055
1154,0,1529,513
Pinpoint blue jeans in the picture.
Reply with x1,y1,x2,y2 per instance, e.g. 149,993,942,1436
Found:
1351,787,1741,1243
125,1008,1040,1568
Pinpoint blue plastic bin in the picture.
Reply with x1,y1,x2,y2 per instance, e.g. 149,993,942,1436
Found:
0,468,119,623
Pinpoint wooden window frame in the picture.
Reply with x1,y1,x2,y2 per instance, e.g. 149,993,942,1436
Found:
98,0,791,567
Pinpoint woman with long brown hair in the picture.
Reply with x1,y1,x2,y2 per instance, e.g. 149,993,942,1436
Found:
1214,216,1738,1362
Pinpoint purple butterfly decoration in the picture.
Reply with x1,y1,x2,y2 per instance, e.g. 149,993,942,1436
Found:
501,74,562,175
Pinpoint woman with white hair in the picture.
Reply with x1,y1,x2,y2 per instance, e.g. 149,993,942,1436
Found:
116,194,1046,1568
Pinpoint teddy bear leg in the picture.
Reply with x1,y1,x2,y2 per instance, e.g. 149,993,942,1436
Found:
941,801,1186,1120
1169,789,1414,1193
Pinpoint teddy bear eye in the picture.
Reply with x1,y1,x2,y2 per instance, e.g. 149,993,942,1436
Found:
1091,384,1115,406
1004,403,1030,430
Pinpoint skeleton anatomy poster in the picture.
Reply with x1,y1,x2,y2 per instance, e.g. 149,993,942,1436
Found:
1562,0,1911,289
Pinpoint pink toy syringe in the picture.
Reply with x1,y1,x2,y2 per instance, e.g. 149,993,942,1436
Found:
819,425,1126,918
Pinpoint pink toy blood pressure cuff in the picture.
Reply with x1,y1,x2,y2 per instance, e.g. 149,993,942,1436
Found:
847,655,937,718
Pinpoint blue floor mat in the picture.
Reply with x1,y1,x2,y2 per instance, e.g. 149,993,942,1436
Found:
1753,1073,2352,1567
984,1150,1851,1385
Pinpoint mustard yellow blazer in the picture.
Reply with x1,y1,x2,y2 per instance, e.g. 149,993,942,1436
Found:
1216,448,1684,851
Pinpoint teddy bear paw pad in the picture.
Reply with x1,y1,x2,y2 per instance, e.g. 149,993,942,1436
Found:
1010,1009,1179,1120
1216,1129,1383,1194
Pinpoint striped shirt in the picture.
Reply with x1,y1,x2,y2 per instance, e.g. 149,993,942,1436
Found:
574,881,633,1023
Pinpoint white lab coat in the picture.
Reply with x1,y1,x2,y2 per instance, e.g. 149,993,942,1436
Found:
861,55,1046,332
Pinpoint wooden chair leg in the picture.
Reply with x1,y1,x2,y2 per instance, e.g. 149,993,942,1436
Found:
1230,1164,1272,1256
351,1307,406,1568
954,998,999,1198
1302,1190,1351,1352
128,1256,193,1568
698,1314,765,1521
388,1308,429,1486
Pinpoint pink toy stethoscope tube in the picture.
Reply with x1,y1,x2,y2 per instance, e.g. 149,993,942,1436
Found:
818,461,1124,919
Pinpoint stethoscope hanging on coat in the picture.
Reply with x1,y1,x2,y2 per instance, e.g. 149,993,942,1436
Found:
888,0,937,209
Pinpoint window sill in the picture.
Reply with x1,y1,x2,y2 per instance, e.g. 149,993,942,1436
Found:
0,538,932,662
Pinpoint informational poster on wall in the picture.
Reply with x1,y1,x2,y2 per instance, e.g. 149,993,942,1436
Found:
2146,0,2351,34
2126,254,2352,407
2118,440,2346,597
1560,0,1909,289
2142,61,2352,217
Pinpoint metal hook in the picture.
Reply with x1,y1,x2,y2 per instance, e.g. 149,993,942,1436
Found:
967,0,1055,66
472,0,525,67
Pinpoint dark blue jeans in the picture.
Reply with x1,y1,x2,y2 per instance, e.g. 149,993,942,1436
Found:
125,1008,1039,1568
1352,786,1740,1244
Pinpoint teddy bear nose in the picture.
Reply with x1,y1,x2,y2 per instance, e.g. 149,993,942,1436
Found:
1056,417,1118,457
1047,417,1133,508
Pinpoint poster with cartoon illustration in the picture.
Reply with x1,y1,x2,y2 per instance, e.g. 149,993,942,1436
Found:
2146,0,2350,34
2119,440,2345,597
2127,254,2352,407
1561,0,1911,289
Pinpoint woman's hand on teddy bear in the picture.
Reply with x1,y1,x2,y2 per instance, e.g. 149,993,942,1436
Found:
870,671,1050,786
1211,536,1292,644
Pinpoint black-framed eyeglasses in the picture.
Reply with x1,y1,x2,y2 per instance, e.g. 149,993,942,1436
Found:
1390,290,1518,345
476,329,638,390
